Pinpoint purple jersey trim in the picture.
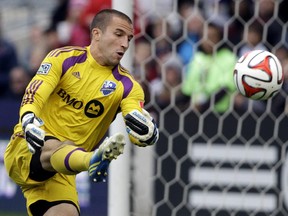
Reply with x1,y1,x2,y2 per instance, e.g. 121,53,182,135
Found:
49,47,86,57
21,80,43,106
62,51,87,77
64,147,86,172
112,66,133,99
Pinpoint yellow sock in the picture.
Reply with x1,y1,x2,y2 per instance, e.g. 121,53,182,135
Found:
50,144,93,175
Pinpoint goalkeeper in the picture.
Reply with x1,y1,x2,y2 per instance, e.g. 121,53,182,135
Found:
4,9,158,216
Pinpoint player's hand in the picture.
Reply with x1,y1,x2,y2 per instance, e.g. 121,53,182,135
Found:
124,109,159,147
22,112,45,154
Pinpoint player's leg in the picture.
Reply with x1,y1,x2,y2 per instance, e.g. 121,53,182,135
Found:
41,139,93,173
44,203,79,216
29,200,79,216
4,134,80,215
5,132,126,184
25,172,80,216
46,133,126,181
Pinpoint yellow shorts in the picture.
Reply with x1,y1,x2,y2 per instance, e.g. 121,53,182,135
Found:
4,133,80,215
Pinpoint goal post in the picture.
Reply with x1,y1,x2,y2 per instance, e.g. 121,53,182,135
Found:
109,1,132,216
110,1,288,216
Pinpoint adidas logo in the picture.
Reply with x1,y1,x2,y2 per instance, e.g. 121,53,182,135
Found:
72,71,81,79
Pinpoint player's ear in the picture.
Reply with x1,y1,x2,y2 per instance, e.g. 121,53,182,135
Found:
91,28,101,41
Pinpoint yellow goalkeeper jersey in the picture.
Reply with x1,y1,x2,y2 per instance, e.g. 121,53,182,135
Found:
15,46,144,151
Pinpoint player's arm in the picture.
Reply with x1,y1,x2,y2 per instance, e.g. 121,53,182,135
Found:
20,57,61,117
120,81,159,147
20,52,62,153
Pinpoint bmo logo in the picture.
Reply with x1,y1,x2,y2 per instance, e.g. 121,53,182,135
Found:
57,88,104,118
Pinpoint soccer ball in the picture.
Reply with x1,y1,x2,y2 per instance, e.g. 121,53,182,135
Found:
233,50,284,100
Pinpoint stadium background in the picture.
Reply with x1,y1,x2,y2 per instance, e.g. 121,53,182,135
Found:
1,0,288,216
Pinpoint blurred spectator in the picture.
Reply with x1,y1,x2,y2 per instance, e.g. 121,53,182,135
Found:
57,0,90,47
0,16,19,97
237,20,268,57
270,46,288,116
178,0,194,18
133,36,161,103
257,0,274,21
257,0,283,48
43,27,61,52
177,9,204,65
133,36,152,79
200,0,231,27
49,0,70,30
227,0,254,45
136,0,173,18
233,91,266,116
143,16,174,96
144,16,173,62
3,66,31,101
145,16,164,40
181,22,237,113
0,66,29,138
155,55,187,109
22,25,47,75
155,38,172,63
28,44,48,75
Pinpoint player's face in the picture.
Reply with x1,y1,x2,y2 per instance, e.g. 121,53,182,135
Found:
201,26,221,54
95,16,134,66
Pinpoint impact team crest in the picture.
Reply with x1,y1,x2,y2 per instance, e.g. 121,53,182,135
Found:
100,81,116,96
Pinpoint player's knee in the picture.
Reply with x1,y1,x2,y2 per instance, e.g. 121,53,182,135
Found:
44,203,79,216
30,200,79,216
40,139,63,171
62,140,76,146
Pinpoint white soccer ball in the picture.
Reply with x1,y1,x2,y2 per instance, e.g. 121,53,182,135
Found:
233,50,284,100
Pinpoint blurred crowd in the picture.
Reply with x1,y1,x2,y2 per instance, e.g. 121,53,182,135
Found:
1,0,288,133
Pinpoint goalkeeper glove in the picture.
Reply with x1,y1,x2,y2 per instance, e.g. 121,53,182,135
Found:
22,112,45,154
124,109,159,147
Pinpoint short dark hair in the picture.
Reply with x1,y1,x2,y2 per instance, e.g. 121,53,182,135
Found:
90,9,133,32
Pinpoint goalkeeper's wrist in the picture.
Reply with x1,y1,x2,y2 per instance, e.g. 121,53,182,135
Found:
125,109,159,147
21,112,35,128
21,112,44,130
21,112,35,122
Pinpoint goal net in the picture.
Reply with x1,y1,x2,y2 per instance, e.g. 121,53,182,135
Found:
130,0,288,216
